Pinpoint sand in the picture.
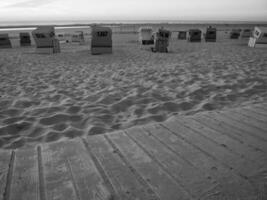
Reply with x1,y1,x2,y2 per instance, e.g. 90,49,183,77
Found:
0,27,267,149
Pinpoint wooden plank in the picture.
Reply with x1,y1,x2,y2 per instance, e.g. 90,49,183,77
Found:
144,124,258,199
205,111,267,142
235,107,267,123
184,116,267,167
163,118,265,191
10,147,39,200
42,139,112,200
218,111,267,141
0,150,12,200
248,106,267,117
193,114,267,153
199,112,267,152
229,109,267,131
85,134,160,200
107,131,191,200
243,107,267,122
126,126,225,200
254,103,267,113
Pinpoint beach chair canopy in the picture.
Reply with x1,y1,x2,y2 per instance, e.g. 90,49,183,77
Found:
0,33,12,48
19,32,31,46
157,28,171,39
139,27,153,40
188,29,202,41
91,26,112,48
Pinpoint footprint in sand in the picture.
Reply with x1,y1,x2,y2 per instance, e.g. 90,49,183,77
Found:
13,99,39,109
0,121,31,135
39,113,83,126
0,108,22,117
66,106,82,114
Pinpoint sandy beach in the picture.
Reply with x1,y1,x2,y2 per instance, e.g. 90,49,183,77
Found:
0,25,267,149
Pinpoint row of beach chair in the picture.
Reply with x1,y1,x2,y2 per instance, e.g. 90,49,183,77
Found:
0,32,31,48
0,26,267,54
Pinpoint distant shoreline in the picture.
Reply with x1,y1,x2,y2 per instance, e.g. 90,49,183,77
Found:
1,21,267,29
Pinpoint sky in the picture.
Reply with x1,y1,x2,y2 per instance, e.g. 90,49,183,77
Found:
0,0,267,22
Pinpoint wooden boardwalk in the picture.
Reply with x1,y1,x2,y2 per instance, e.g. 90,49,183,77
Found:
0,103,267,200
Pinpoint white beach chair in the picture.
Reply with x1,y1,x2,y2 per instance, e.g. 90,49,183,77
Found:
248,27,267,48
138,27,154,46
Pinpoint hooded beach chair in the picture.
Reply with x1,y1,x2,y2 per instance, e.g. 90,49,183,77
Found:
72,31,85,44
188,29,202,42
241,29,252,38
230,29,241,39
151,28,171,53
139,27,154,45
19,32,31,46
32,26,60,54
178,31,187,40
91,26,112,55
248,26,267,48
205,26,216,42
0,34,12,48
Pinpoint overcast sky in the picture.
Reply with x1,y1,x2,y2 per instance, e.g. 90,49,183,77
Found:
0,0,267,22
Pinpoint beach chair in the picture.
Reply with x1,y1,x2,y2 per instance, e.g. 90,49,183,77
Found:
241,29,252,38
138,27,154,45
32,26,60,54
71,31,85,45
19,32,31,46
248,26,267,48
230,29,241,39
205,26,216,42
151,28,171,53
56,33,67,43
91,26,112,55
188,29,202,42
0,34,12,48
178,31,187,40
